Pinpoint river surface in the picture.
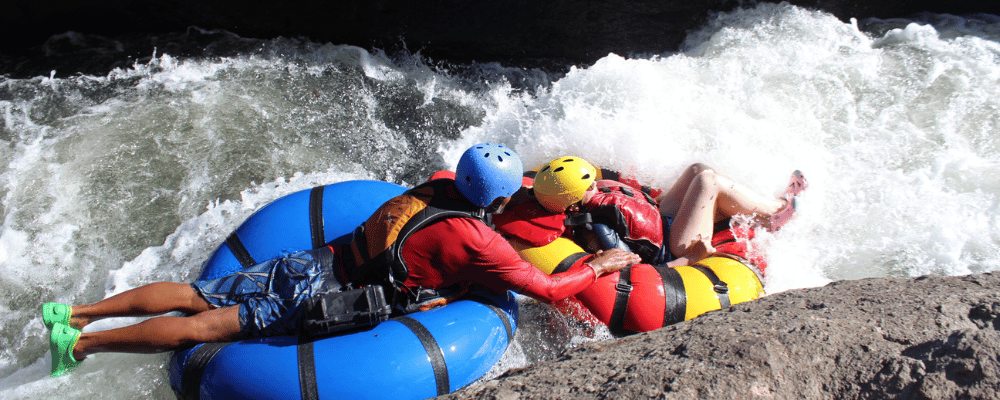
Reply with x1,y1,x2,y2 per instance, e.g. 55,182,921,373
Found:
1,3,999,398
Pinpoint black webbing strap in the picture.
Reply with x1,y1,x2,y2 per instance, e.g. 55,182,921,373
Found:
607,265,634,336
395,316,450,395
225,232,255,268
654,266,687,326
691,265,731,308
552,252,588,274
309,186,326,249
297,341,319,400
563,212,593,228
485,303,514,343
352,225,371,265
180,342,230,400
313,245,346,291
464,296,515,342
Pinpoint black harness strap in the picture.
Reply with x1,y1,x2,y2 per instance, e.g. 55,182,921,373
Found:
180,342,230,400
552,252,588,274
309,186,326,249
691,265,731,309
225,232,255,268
564,213,593,231
395,316,450,395
655,266,687,326
297,341,319,400
608,265,635,336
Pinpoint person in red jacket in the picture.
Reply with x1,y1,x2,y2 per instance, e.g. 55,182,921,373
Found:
520,157,806,268
40,143,640,377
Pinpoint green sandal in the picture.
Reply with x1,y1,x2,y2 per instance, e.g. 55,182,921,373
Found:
49,323,83,377
42,303,72,330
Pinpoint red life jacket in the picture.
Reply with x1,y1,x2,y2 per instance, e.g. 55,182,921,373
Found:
492,190,567,248
580,180,663,262
596,168,663,199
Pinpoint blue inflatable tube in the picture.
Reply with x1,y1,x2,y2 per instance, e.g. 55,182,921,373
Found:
168,180,519,400
198,180,406,280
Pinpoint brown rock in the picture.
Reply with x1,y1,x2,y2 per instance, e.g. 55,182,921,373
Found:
445,273,1000,399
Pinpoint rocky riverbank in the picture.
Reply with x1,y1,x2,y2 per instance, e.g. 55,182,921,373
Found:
446,273,1000,399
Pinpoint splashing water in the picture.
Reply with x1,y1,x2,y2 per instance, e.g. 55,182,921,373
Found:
1,4,998,398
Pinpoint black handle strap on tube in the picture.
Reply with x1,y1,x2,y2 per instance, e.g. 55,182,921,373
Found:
608,265,635,336
691,265,730,308
552,252,588,275
394,316,450,396
309,186,326,249
463,295,515,343
297,341,319,400
225,232,256,268
180,342,231,400
654,265,687,326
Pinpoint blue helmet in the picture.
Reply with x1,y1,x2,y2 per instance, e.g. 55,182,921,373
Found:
455,143,524,207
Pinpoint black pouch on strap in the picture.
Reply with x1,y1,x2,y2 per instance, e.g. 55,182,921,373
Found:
299,285,392,337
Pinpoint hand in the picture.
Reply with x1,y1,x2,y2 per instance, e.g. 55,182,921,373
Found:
586,248,642,276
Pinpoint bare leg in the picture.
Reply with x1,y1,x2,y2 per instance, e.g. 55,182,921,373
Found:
668,169,783,260
656,163,712,219
68,282,212,330
711,174,784,220
72,305,242,359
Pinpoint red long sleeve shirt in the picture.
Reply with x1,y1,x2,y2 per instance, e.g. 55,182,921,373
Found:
400,217,596,303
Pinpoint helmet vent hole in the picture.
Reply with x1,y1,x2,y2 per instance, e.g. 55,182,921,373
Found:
483,153,490,158
554,167,565,172
582,174,591,179
497,156,504,162
563,158,574,163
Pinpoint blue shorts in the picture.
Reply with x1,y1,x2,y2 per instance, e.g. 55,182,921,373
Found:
191,249,332,338
656,215,676,264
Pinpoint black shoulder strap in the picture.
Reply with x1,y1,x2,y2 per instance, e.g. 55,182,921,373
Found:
389,206,486,282
358,179,489,306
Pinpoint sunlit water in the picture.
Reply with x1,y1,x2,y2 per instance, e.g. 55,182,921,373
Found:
2,3,998,398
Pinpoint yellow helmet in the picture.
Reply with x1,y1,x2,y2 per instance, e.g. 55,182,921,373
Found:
534,156,597,212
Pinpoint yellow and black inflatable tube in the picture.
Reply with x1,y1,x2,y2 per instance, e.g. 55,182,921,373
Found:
517,237,765,333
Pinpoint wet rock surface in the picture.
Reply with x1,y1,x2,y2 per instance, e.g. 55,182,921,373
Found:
446,273,1000,399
